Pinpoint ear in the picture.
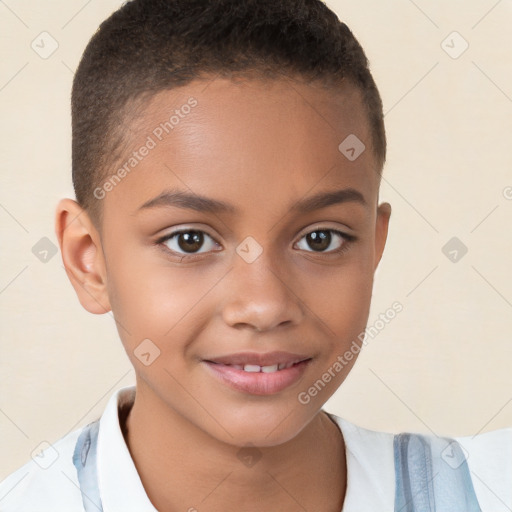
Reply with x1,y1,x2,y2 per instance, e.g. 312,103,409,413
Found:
374,201,391,271
55,198,111,314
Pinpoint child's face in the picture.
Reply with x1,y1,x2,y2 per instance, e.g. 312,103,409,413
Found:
71,77,390,446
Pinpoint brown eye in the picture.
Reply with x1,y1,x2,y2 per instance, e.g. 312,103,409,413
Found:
306,230,331,252
160,229,220,256
176,231,204,253
296,228,354,253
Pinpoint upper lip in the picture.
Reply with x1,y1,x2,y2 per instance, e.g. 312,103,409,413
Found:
204,351,311,367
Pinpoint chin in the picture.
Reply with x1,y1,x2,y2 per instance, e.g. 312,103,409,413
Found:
206,405,315,448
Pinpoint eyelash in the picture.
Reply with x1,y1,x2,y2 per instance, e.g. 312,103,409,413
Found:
156,227,356,261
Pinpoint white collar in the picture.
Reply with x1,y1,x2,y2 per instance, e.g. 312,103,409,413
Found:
330,414,394,510
97,385,158,511
96,386,394,511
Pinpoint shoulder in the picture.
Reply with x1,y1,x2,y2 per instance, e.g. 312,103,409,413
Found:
328,410,512,464
0,427,85,512
328,411,512,511
454,426,512,510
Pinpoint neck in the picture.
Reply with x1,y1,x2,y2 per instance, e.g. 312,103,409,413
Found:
122,385,346,512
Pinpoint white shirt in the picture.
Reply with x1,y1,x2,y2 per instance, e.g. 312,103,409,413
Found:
0,385,510,511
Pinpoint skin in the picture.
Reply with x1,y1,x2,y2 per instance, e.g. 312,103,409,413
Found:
56,75,391,511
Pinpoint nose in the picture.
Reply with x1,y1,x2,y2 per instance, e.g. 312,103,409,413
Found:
220,248,304,333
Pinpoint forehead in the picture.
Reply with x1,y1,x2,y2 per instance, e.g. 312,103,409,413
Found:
101,76,379,221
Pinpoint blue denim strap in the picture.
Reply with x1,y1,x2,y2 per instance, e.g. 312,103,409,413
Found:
394,432,481,512
72,420,104,512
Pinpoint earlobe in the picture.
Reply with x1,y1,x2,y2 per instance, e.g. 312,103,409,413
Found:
55,198,112,314
374,202,391,271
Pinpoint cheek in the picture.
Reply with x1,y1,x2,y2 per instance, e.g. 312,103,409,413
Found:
306,251,374,327
105,249,217,348
304,250,375,383
106,265,196,383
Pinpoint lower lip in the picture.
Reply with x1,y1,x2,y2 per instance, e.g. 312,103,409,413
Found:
203,360,311,395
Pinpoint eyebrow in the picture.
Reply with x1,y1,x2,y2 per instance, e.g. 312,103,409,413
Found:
138,187,367,214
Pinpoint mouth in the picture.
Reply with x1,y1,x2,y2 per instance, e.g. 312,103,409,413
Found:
202,352,312,395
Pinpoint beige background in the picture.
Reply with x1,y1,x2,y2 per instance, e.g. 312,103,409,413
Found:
1,0,511,479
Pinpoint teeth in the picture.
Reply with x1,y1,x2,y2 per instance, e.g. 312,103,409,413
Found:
237,362,299,373
243,364,261,373
211,360,306,372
